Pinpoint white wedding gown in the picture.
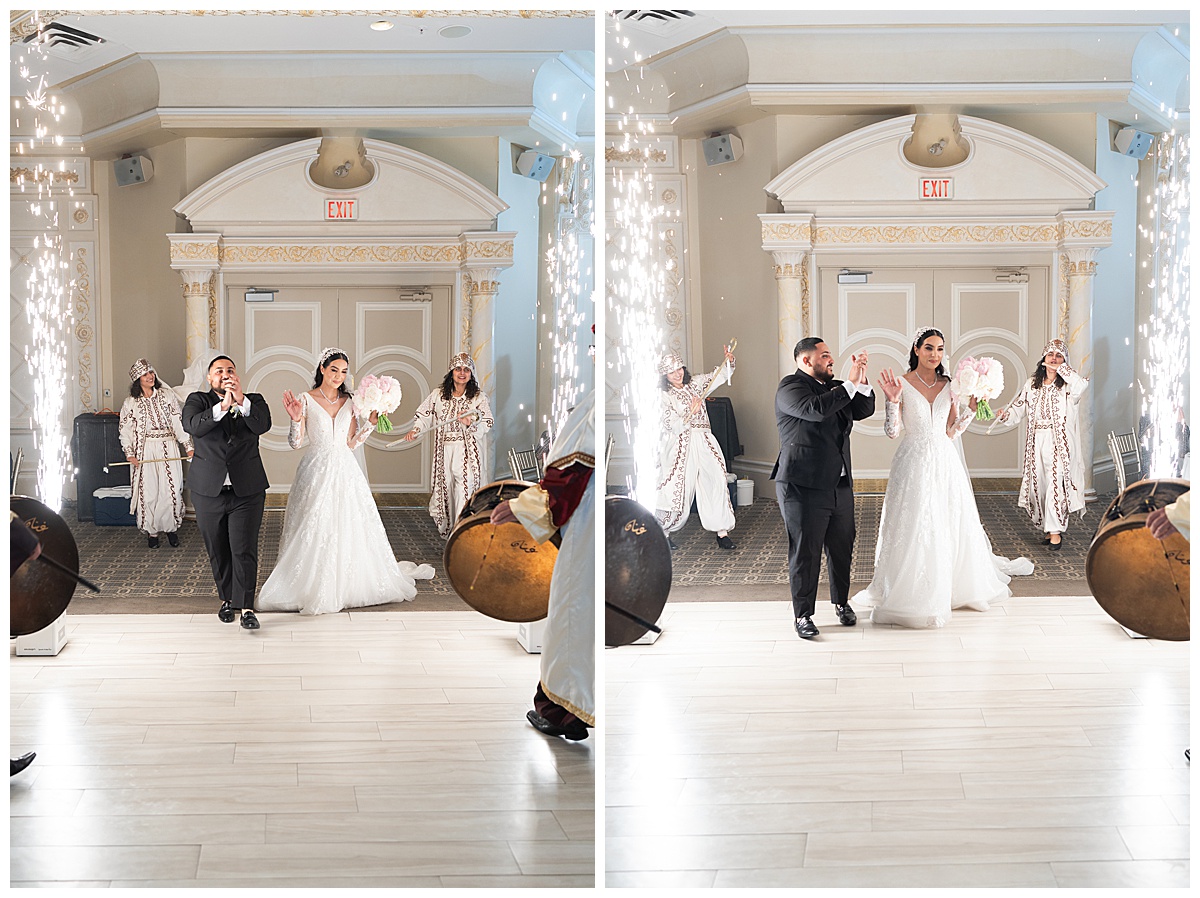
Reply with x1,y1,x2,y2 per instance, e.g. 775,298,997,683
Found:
852,380,1033,629
257,394,435,614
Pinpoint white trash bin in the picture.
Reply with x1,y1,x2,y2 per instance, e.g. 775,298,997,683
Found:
736,479,754,506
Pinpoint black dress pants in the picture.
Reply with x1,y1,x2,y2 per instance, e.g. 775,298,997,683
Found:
192,487,265,610
776,478,855,619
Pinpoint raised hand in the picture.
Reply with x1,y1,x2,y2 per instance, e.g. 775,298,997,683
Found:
848,351,868,384
224,371,244,404
282,390,303,422
878,368,903,403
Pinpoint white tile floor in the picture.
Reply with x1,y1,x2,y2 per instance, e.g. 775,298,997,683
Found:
605,597,1190,888
10,610,595,887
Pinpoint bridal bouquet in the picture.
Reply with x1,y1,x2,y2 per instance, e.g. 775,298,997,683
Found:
953,356,1004,421
353,374,403,433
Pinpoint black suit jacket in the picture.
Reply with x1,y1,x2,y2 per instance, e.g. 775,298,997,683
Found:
182,390,272,498
771,370,876,489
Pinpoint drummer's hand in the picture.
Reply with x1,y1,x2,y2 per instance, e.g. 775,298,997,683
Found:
29,541,41,562
1147,507,1180,540
187,451,194,460
126,455,139,467
458,413,475,426
688,397,704,417
490,500,517,526
403,430,418,442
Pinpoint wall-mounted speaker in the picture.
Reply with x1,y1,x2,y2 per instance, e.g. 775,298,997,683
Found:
114,155,153,186
516,150,555,182
702,133,743,166
1114,127,1153,159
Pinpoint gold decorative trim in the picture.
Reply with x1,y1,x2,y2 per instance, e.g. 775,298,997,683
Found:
606,147,668,163
1060,219,1113,241
1057,254,1070,339
170,242,220,263
762,222,812,243
208,285,217,351
10,166,79,185
800,257,811,335
1066,259,1098,276
814,223,1062,245
72,207,89,224
13,9,591,42
72,246,95,410
462,239,516,262
661,188,678,204
220,244,463,264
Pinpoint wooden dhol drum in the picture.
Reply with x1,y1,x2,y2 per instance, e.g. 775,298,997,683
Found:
443,480,559,623
1085,478,1190,641
10,495,81,637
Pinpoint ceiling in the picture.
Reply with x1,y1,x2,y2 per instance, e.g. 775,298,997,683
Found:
605,10,1190,136
10,9,596,157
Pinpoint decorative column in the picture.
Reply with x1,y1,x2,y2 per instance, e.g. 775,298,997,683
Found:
760,214,814,380
168,234,221,365
1057,211,1113,500
772,251,808,379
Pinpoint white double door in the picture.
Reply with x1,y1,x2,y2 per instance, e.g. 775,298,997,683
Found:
224,279,453,492
816,264,1052,478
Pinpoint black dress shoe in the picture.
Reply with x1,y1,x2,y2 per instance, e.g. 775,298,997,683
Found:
526,709,588,741
794,615,819,639
668,537,679,551
240,610,260,630
147,535,160,549
716,534,737,550
10,752,35,777
1041,536,1052,545
1048,539,1062,551
218,600,236,623
835,603,857,626
166,531,179,547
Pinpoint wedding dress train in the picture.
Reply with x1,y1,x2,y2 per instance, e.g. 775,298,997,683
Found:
852,380,1033,629
257,394,435,614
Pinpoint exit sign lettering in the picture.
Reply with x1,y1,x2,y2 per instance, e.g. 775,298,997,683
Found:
919,178,953,200
325,199,358,220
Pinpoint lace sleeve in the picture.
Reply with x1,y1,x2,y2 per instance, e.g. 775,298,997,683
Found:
348,414,373,450
948,395,974,439
884,400,902,439
288,395,306,449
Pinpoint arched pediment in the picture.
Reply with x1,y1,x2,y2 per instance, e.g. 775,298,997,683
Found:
765,115,1106,217
175,138,508,237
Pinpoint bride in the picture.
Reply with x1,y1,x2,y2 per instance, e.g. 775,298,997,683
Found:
257,348,435,615
852,327,1033,628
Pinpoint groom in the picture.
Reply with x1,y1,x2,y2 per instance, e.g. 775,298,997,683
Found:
772,338,875,639
182,356,272,630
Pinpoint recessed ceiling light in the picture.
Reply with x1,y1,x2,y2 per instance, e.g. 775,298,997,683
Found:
438,25,473,39
370,20,394,32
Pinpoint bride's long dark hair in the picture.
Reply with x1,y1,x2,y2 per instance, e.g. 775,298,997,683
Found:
908,328,948,381
314,351,352,398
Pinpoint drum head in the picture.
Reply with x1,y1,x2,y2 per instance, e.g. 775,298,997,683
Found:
461,479,537,521
443,512,556,622
10,495,79,637
605,496,672,647
1087,479,1190,641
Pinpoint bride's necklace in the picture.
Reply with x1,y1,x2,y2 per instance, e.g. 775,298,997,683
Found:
915,370,938,389
318,386,341,406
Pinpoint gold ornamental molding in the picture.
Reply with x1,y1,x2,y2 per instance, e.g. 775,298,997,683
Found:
605,147,668,164
1060,218,1112,241
72,245,94,411
170,241,220,264
10,166,79,185
462,239,516,263
762,221,812,244
12,9,591,42
220,244,464,265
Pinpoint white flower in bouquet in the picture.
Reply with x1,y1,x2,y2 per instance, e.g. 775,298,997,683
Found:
953,356,1004,421
353,374,403,433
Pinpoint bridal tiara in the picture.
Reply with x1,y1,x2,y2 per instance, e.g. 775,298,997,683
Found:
912,326,944,348
318,346,347,368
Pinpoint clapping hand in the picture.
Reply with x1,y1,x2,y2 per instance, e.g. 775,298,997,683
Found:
878,368,904,402
282,390,303,422
849,351,868,384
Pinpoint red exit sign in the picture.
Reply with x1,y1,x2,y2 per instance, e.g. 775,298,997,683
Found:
919,178,953,200
325,199,358,220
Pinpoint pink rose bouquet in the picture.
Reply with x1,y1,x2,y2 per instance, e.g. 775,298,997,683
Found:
353,374,403,433
953,356,1004,421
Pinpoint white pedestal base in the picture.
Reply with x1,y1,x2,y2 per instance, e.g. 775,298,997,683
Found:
15,612,68,656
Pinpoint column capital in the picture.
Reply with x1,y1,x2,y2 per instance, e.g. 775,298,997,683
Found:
770,249,808,279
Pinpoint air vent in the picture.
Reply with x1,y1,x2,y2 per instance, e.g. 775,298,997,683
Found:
22,21,105,52
611,10,698,34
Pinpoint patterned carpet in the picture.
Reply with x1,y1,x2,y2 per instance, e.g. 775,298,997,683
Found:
665,481,1109,598
64,506,470,614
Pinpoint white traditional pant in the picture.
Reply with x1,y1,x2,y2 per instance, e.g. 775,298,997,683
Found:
440,438,471,526
131,435,185,536
1030,428,1069,533
658,429,736,534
